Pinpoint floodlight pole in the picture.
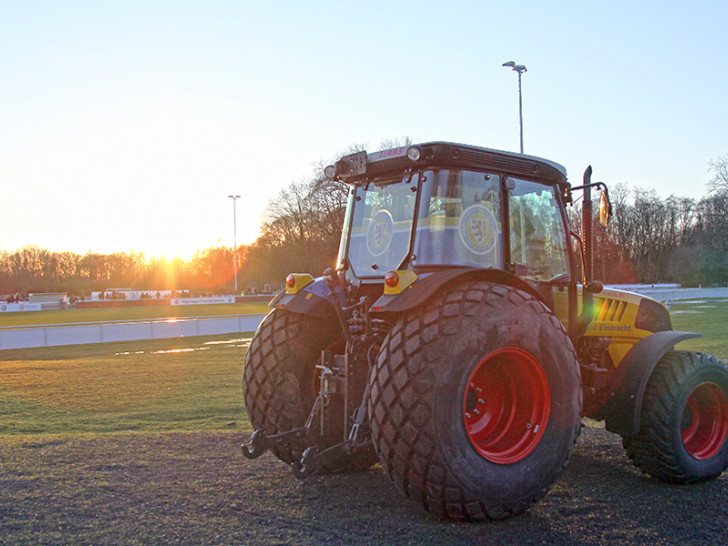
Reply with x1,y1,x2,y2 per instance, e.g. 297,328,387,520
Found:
228,194,241,294
502,61,527,153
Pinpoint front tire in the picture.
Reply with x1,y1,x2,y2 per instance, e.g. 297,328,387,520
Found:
623,351,728,483
367,281,582,521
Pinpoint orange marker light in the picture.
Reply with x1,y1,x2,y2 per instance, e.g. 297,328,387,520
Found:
383,270,418,295
385,271,400,288
285,273,315,294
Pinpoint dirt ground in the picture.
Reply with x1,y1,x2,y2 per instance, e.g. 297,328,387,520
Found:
2,423,728,545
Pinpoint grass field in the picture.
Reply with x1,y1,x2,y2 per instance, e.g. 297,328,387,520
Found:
669,298,728,359
0,334,254,435
0,298,725,438
0,302,270,328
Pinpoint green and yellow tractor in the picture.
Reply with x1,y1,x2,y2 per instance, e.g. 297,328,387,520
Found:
242,142,728,520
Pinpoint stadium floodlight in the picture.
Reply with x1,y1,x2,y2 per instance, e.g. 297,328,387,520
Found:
228,195,241,294
502,60,527,153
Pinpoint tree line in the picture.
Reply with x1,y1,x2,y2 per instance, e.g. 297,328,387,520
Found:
2,147,726,296
0,246,247,296
579,182,727,285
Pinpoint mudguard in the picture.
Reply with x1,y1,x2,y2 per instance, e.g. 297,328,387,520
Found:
268,277,336,319
604,330,701,437
370,268,546,314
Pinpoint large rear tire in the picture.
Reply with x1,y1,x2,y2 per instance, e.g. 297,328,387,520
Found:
623,351,728,483
368,281,582,521
243,308,376,471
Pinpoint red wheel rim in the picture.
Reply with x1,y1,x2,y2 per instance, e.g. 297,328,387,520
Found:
681,382,728,460
463,348,551,464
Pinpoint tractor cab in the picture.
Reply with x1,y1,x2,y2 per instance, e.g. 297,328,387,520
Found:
329,142,577,313
339,166,571,280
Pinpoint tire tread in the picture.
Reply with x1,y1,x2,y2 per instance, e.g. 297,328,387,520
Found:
368,281,582,521
623,351,728,483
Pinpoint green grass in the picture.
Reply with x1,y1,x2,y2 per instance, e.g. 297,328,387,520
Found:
0,334,253,435
668,299,728,359
0,302,270,327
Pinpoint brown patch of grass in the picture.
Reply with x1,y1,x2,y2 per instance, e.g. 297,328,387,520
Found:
2,429,728,544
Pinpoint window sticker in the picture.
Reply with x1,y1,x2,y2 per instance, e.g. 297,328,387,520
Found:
366,209,395,256
459,204,498,254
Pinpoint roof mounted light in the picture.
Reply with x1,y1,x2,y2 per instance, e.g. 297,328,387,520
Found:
324,164,336,179
406,146,421,161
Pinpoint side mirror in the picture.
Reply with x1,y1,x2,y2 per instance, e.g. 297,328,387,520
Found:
599,190,611,227
585,280,604,294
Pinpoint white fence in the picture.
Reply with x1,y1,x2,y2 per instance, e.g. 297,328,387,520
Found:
0,314,266,351
0,303,42,313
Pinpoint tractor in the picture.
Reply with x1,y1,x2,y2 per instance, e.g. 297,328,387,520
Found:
241,142,728,521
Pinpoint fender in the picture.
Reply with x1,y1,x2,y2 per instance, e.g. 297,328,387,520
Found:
604,330,701,437
268,277,336,319
370,268,546,314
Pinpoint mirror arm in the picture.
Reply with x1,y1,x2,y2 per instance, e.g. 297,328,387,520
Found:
570,181,608,193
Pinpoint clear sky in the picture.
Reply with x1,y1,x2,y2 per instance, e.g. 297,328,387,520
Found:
2,1,727,259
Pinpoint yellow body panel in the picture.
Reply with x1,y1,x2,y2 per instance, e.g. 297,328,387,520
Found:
285,274,314,294
553,287,664,368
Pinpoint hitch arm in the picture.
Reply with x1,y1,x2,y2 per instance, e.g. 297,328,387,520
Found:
242,389,325,459
290,439,373,478
241,426,308,459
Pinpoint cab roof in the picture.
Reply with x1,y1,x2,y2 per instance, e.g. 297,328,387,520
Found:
330,141,569,187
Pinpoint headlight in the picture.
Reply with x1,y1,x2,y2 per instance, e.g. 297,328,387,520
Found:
635,299,672,332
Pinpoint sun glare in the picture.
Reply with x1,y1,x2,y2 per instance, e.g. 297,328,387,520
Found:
135,247,197,264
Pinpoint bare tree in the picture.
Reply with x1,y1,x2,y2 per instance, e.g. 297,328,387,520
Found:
708,150,728,194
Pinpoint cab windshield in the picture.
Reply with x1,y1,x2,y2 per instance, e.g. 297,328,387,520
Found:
339,168,570,283
344,175,418,277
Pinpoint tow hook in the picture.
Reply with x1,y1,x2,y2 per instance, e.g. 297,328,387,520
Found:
241,429,269,459
291,446,320,478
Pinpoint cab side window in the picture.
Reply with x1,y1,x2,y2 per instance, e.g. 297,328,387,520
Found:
508,179,569,281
